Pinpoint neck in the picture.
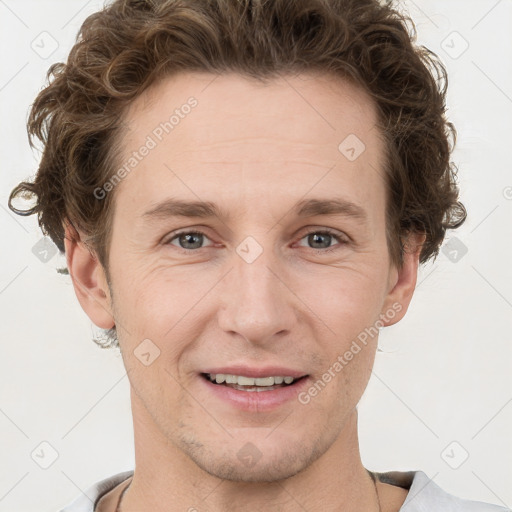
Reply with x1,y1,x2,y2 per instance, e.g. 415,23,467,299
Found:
121,391,379,512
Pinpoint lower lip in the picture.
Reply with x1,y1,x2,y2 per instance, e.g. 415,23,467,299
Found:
199,375,310,412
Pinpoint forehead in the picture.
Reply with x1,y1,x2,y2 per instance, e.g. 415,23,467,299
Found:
115,71,386,221
122,70,381,153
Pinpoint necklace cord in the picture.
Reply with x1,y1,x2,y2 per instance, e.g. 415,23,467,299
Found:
368,470,382,512
115,480,130,512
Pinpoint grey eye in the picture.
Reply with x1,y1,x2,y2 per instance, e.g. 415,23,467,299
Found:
168,232,208,250
306,232,334,249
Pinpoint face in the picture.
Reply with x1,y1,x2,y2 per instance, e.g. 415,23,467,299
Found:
74,72,418,483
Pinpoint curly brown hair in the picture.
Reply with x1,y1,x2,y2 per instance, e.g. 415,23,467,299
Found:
9,0,465,274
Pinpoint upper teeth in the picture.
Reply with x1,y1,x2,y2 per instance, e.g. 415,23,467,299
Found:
208,374,296,386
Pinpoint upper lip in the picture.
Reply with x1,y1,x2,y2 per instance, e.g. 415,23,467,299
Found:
201,366,308,379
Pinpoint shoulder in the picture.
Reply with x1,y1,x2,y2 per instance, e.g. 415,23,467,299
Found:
375,470,510,512
58,470,134,512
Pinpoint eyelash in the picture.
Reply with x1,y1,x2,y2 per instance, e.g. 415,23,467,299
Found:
164,228,348,254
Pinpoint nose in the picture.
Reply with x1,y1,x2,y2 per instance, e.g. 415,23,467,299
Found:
216,242,297,346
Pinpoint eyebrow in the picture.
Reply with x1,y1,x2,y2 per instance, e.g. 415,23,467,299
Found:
142,197,367,223
142,199,229,221
295,198,367,222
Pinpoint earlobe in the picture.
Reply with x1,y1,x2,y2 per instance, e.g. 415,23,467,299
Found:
380,232,426,327
63,221,115,330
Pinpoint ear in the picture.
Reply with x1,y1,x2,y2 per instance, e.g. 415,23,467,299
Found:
63,221,115,330
380,232,426,327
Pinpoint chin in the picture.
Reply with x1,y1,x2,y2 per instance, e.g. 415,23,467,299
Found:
177,431,331,483
191,452,311,483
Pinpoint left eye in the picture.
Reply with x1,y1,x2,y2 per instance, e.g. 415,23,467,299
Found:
297,230,346,252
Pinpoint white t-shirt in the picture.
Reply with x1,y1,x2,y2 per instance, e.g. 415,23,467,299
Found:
59,469,509,511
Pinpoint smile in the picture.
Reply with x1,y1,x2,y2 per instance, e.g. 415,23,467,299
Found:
202,373,306,392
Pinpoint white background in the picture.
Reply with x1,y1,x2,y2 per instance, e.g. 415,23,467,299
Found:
0,0,511,510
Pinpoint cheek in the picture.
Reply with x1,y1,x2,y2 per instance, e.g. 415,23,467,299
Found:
108,243,220,388
110,257,186,329
294,266,385,397
294,263,388,338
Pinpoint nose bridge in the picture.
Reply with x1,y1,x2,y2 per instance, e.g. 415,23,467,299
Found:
217,237,294,343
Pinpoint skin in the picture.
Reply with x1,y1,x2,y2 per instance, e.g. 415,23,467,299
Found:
65,72,424,511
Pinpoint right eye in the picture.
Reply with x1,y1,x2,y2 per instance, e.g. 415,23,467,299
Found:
165,230,215,251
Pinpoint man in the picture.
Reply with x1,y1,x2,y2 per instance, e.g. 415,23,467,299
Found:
8,0,506,511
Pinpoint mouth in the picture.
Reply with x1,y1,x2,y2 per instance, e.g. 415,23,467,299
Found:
201,372,308,392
